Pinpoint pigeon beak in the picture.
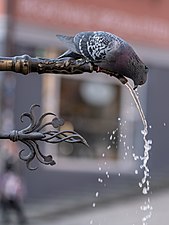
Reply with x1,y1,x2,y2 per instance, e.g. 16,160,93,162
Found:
133,85,138,90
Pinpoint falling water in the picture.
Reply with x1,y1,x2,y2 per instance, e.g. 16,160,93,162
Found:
125,82,152,225
91,82,152,225
125,82,147,129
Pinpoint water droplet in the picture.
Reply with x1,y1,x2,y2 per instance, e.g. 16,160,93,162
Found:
95,192,99,197
164,122,166,126
135,170,138,174
118,117,121,121
112,128,118,134
118,173,121,176
110,135,113,140
102,153,105,157
106,171,110,178
139,182,142,188
107,145,111,150
142,187,148,195
147,197,151,203
140,165,143,169
98,167,102,171
90,219,93,224
142,217,146,222
92,202,96,207
98,178,103,183
133,153,139,160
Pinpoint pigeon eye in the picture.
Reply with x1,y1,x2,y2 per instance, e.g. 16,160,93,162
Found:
145,65,149,72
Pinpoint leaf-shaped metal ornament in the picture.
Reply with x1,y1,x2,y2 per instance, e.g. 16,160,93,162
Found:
0,104,88,170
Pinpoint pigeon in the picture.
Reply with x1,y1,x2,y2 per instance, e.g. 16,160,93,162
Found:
56,31,148,89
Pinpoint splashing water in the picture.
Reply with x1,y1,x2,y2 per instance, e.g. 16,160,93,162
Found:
125,82,152,224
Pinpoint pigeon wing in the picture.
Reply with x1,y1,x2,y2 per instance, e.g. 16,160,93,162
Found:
74,31,121,62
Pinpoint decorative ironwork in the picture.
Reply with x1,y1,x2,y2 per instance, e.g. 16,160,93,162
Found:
0,55,94,75
0,104,88,170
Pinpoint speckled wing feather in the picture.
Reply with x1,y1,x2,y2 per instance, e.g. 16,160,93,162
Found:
74,31,125,62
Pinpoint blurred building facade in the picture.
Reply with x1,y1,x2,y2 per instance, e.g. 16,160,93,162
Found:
0,0,169,200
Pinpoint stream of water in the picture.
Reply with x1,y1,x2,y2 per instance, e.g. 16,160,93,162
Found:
125,82,152,225
92,82,152,225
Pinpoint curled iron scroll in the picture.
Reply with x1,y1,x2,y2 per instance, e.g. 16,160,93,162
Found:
8,104,88,170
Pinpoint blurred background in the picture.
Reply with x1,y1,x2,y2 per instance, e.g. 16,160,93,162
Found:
0,0,169,224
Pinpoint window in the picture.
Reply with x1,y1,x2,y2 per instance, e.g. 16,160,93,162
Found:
58,77,121,160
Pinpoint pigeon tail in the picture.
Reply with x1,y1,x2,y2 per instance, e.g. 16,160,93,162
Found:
56,34,76,52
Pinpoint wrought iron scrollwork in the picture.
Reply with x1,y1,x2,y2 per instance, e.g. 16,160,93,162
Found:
0,104,88,170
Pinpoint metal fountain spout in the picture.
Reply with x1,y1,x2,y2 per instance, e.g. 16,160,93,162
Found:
0,54,94,75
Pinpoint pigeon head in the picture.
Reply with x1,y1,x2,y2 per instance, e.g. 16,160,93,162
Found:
133,62,148,89
115,45,148,89
127,55,148,89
